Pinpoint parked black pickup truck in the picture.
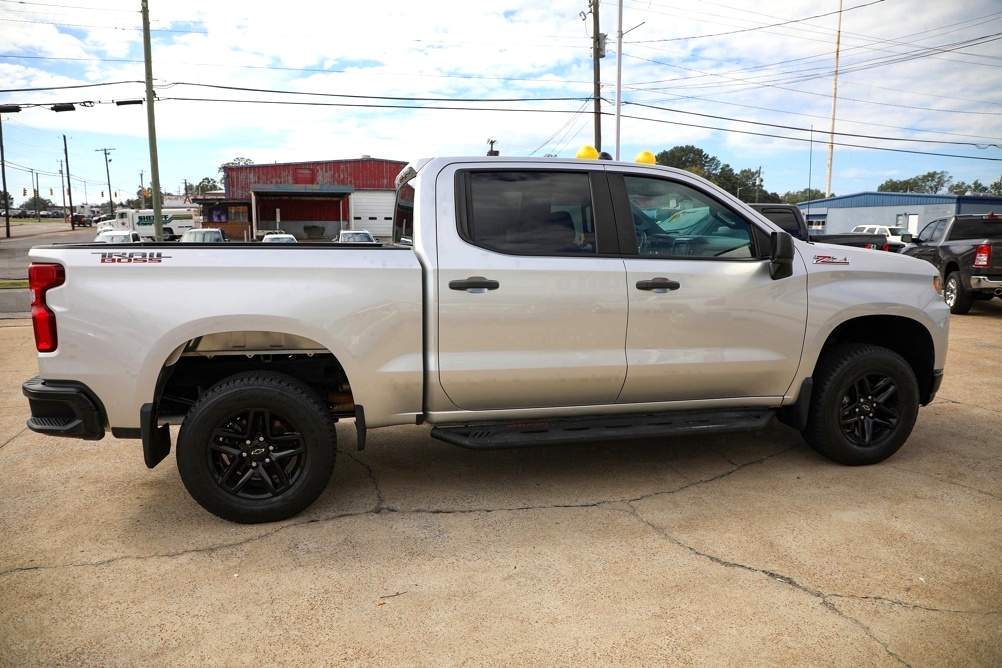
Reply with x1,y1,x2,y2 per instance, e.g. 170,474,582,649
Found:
900,213,1002,314
749,204,902,251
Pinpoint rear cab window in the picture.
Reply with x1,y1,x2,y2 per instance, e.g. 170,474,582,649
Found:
456,170,600,256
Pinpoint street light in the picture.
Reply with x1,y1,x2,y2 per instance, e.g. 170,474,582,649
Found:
736,187,744,201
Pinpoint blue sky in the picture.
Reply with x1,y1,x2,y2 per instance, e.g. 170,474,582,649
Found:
1,0,1000,207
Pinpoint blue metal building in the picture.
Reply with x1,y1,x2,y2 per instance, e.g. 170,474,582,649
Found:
796,192,1002,235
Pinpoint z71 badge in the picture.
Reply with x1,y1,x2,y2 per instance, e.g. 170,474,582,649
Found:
93,251,171,264
813,255,850,265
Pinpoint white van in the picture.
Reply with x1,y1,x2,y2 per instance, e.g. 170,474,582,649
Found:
113,208,199,240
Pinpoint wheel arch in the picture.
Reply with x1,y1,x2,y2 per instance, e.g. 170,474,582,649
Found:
819,315,937,405
140,318,363,423
942,260,961,280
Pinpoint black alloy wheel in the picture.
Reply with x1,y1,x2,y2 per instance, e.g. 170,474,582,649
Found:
803,344,919,465
177,371,336,523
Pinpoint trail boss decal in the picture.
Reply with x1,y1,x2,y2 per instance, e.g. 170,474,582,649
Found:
813,254,850,265
93,251,171,264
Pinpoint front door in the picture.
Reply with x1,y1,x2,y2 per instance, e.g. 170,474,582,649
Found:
612,172,808,403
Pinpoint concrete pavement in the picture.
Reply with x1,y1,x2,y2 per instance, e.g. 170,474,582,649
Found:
1,303,1001,666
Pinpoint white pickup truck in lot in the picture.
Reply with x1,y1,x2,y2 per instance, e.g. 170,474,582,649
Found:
23,155,949,523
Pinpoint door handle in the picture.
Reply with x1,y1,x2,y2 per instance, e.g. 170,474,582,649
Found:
449,276,500,292
636,277,681,292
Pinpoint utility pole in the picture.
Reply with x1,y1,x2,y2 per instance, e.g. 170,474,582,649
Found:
589,0,603,151
142,0,164,242
97,148,115,214
63,135,74,223
825,0,844,198
0,106,17,239
31,169,39,220
58,161,67,226
139,169,145,208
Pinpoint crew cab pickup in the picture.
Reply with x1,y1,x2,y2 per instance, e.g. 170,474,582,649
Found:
23,156,949,523
749,203,902,251
900,213,1002,314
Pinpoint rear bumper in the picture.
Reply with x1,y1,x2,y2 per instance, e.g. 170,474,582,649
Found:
21,377,105,440
969,276,1002,292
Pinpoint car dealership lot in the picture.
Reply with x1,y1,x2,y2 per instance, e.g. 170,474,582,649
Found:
1,305,1001,666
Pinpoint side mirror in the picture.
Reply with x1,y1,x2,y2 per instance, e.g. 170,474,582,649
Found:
769,231,795,280
900,233,914,243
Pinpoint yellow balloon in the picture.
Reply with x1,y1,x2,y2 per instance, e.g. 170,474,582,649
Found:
635,150,656,164
576,145,599,160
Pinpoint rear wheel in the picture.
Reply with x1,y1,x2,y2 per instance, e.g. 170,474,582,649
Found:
944,271,974,314
802,344,919,465
176,371,336,523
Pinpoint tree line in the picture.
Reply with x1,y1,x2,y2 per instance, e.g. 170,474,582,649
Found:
655,145,1002,203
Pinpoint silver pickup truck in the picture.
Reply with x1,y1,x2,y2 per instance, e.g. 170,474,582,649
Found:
23,156,949,523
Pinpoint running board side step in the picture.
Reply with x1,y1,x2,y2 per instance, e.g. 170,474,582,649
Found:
430,409,775,449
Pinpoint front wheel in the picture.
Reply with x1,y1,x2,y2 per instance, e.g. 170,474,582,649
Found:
802,344,919,466
944,271,974,314
176,371,336,523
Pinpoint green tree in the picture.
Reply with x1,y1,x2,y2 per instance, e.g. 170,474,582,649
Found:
877,170,952,194
1,190,13,209
991,176,1002,196
948,180,989,195
219,157,254,173
782,188,827,204
656,145,721,180
191,177,220,195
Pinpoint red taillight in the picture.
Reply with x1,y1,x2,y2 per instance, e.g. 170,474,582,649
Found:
28,263,65,353
974,244,991,268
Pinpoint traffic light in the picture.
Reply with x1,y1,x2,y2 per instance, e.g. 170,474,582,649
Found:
49,187,54,196
33,189,38,197
22,188,26,196
101,191,104,197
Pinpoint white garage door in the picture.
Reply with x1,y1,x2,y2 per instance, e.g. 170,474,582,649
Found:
350,190,395,240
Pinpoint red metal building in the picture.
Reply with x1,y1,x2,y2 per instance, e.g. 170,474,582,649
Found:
196,157,407,241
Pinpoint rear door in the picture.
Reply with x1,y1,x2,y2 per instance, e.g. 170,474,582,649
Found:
610,170,808,403
434,164,629,411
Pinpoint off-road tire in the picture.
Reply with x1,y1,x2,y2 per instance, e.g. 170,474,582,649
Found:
176,371,336,523
802,344,919,466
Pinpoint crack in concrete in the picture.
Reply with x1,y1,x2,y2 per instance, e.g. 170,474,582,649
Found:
617,500,915,667
341,449,386,511
826,593,1002,616
0,425,27,452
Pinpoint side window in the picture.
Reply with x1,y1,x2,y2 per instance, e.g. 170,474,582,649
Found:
916,220,936,241
463,171,596,255
624,176,754,259
930,219,947,242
